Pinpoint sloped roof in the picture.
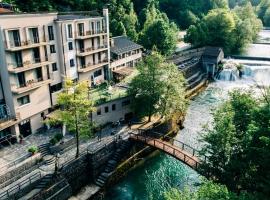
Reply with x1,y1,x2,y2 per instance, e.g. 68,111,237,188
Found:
203,46,223,57
111,36,143,55
0,7,13,14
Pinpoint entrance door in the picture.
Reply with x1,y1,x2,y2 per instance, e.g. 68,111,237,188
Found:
19,120,31,137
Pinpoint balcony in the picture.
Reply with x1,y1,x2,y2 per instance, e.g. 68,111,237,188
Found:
0,112,20,131
8,59,52,73
6,37,47,51
77,45,108,57
11,75,53,94
76,29,107,39
78,60,109,73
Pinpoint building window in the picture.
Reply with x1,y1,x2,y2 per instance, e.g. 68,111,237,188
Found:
105,106,109,113
97,108,101,115
70,59,75,67
68,42,73,50
78,23,84,36
50,45,56,53
48,26,54,41
112,104,116,111
17,95,30,106
52,63,58,71
68,24,73,38
50,83,62,93
93,69,102,77
122,100,131,107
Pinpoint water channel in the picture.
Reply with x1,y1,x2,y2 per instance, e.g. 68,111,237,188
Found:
105,33,270,199
105,62,270,200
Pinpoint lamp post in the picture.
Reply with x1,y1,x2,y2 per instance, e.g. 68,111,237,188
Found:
54,153,60,175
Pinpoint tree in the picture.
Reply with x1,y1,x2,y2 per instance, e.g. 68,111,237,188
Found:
49,79,94,158
163,181,256,200
128,51,187,122
139,19,178,55
185,8,262,53
199,89,270,199
263,7,270,26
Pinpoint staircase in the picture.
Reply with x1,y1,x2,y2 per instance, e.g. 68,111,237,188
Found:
95,142,130,187
18,174,54,200
34,174,53,189
38,143,54,165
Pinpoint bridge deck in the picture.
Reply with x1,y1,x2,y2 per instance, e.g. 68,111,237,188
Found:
129,134,201,170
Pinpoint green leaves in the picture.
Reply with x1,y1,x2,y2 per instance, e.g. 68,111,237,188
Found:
199,89,270,199
128,51,187,122
185,5,262,54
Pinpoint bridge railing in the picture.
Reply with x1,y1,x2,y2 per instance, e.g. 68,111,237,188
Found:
129,131,208,163
129,132,200,169
151,131,208,162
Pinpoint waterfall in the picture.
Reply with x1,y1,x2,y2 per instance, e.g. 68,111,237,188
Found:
243,65,270,86
217,68,239,81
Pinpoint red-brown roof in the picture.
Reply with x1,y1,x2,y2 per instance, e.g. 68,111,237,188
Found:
0,8,13,14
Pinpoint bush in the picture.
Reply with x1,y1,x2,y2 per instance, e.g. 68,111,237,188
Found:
50,133,63,145
28,145,38,154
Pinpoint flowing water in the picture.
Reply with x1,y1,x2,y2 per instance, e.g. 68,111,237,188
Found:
105,59,270,200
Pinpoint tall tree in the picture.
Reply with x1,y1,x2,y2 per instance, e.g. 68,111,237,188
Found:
49,79,94,158
199,89,270,198
128,51,187,122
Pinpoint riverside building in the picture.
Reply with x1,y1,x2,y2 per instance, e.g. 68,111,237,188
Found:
0,9,110,142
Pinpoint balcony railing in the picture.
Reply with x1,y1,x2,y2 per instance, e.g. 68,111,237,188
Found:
11,74,53,94
6,37,47,50
76,29,107,38
77,45,108,56
8,58,51,73
78,60,108,73
0,113,20,131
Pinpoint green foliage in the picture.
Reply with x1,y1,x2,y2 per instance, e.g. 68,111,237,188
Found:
139,2,178,55
164,181,256,200
50,133,63,145
127,51,187,122
28,145,39,154
199,89,270,199
47,79,94,157
185,6,262,54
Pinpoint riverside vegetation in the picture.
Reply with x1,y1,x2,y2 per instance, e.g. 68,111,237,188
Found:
3,0,263,55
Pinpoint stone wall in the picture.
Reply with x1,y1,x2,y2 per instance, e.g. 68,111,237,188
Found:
0,153,41,187
88,140,117,179
61,154,90,193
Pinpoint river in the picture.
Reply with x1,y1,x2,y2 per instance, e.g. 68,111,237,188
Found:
105,32,270,199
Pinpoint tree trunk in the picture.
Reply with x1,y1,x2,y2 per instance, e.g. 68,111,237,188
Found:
148,114,151,122
75,113,79,158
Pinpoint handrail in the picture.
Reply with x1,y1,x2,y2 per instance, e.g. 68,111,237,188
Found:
129,132,204,170
0,171,42,199
0,153,31,175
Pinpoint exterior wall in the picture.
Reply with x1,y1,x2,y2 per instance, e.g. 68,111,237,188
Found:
92,97,132,125
111,50,142,70
0,11,110,138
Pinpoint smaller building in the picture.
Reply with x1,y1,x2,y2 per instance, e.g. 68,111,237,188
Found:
0,3,14,14
202,46,224,77
110,36,143,81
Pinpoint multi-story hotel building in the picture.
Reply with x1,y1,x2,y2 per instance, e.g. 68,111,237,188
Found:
0,9,110,142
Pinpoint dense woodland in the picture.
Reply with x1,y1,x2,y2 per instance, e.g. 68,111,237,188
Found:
3,0,267,54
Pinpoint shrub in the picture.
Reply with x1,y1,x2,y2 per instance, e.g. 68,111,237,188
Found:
28,145,38,154
50,133,63,145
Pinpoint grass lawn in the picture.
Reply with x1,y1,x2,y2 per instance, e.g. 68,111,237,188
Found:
89,82,127,105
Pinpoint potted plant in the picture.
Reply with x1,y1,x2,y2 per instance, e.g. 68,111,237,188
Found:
28,145,39,155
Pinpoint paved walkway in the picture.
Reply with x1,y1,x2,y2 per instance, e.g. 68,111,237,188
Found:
0,128,73,169
0,125,130,198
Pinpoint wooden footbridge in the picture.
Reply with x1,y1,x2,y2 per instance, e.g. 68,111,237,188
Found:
129,132,206,171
